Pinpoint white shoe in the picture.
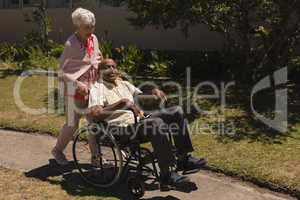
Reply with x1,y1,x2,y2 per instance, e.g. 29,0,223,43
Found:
51,148,69,165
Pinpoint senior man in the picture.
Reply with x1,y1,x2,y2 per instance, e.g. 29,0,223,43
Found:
88,58,207,187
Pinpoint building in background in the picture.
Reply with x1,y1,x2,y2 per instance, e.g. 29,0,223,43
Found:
0,0,224,51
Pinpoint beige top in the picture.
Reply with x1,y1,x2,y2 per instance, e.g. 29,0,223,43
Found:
89,80,142,127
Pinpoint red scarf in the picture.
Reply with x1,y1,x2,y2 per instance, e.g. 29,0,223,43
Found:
83,36,94,58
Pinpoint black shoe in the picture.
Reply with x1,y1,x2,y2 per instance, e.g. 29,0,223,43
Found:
160,171,190,191
177,155,207,171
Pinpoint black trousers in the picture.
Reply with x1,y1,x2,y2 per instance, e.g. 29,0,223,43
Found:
109,106,194,173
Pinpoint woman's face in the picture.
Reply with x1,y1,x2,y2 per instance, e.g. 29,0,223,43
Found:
77,23,95,40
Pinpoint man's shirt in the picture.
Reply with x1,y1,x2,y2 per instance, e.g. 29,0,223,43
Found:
89,79,142,127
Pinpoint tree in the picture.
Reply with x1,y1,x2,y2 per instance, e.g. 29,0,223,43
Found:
24,0,52,51
121,0,300,82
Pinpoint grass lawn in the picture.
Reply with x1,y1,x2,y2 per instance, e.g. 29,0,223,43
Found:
0,72,299,197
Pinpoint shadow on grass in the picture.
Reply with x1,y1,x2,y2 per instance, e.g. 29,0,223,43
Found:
214,115,293,144
0,68,22,79
186,84,300,144
25,159,196,200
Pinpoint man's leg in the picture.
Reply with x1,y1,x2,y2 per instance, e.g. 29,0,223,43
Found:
134,117,175,174
102,118,190,186
150,106,194,155
150,106,207,170
132,117,190,185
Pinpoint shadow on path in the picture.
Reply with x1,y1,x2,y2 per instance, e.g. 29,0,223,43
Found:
25,159,197,200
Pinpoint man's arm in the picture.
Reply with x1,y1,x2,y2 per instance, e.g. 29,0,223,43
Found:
136,87,167,102
88,99,143,121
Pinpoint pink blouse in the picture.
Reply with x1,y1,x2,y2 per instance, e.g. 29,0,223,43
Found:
59,34,102,101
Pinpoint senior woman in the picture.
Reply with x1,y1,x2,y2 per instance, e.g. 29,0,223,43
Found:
51,8,102,165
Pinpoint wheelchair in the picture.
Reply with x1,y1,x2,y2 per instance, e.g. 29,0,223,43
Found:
72,110,174,199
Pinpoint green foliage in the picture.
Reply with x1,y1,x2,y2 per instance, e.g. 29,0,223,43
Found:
48,44,64,58
147,50,172,76
0,43,31,64
0,42,60,70
0,40,172,76
19,47,58,70
23,0,53,50
117,45,143,74
100,40,114,59
0,43,19,62
121,0,300,82
100,38,172,76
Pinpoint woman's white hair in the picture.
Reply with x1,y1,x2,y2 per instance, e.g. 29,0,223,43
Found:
71,8,95,28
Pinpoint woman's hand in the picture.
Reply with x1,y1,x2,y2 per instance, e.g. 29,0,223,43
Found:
151,88,167,102
76,81,89,95
96,55,102,62
96,52,103,62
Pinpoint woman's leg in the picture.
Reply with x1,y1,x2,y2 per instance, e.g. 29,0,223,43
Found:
87,123,99,157
54,99,86,152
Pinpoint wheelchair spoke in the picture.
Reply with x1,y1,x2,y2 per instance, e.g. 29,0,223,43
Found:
73,128,123,188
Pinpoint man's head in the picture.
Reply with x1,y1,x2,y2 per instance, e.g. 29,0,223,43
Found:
99,59,119,83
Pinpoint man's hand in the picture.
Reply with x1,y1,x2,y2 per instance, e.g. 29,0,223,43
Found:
151,88,167,102
88,105,103,118
120,99,144,117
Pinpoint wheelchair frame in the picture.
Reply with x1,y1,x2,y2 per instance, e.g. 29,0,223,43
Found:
72,109,168,198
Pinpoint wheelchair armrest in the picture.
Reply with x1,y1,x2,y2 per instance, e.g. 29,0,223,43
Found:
127,108,138,125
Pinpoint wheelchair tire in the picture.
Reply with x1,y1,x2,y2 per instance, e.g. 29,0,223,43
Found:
72,126,123,188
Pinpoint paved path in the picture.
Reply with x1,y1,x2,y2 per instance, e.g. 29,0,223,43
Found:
0,129,296,200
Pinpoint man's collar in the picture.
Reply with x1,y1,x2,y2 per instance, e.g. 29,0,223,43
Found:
98,79,120,89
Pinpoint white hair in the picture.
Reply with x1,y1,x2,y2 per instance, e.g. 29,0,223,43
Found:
71,8,95,28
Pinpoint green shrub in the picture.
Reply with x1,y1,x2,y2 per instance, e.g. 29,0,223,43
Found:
99,39,173,76
0,43,19,62
0,40,174,77
147,50,172,76
117,45,143,75
19,47,58,70
100,40,114,59
48,44,64,58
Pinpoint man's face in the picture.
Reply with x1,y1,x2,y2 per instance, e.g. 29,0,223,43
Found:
101,60,119,82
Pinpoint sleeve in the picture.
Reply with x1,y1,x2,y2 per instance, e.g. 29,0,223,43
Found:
59,40,72,69
57,41,72,83
123,81,143,95
88,84,106,108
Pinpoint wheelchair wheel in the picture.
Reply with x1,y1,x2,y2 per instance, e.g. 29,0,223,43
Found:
72,126,123,188
127,175,145,199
